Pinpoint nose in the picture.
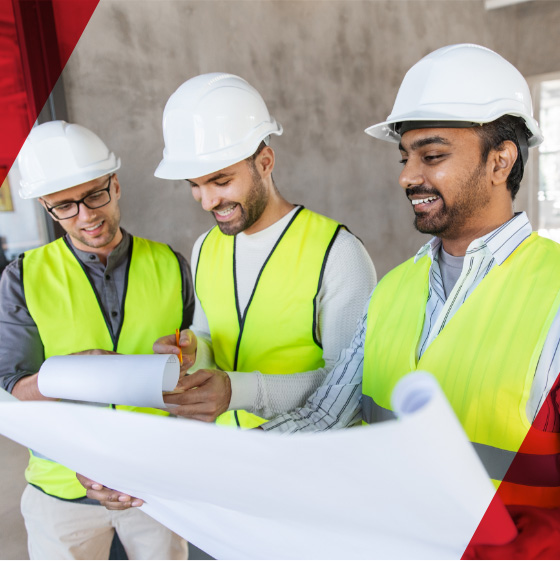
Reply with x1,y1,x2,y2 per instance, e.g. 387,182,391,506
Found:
398,157,424,191
77,200,98,220
198,186,221,212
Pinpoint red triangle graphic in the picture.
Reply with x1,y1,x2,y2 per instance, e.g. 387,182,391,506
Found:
0,0,100,185
462,373,560,559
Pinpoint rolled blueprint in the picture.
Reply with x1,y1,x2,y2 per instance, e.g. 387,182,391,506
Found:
38,353,180,409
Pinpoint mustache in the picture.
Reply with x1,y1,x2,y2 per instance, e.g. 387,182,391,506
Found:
212,202,238,212
405,187,442,199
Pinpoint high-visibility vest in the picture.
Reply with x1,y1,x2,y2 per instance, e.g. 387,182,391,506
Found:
196,208,342,428
22,236,183,499
362,233,560,507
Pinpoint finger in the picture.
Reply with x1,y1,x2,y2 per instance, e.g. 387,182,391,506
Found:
100,499,138,511
76,473,109,492
170,401,220,421
179,330,197,354
153,333,179,353
154,342,182,356
163,386,208,405
86,487,132,503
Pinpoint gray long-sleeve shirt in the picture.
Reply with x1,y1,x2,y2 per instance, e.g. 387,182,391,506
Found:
0,229,194,393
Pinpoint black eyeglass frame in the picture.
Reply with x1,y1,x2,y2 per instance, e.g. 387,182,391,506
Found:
44,175,113,220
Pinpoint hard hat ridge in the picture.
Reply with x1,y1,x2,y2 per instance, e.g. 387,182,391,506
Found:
155,72,282,180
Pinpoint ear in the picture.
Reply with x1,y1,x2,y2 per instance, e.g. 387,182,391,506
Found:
254,146,275,179
489,140,517,187
111,174,122,200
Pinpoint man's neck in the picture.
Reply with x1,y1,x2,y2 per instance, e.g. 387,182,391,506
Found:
441,213,515,257
243,194,296,236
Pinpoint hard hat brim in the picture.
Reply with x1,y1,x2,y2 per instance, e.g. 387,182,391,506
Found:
155,128,282,181
19,159,121,199
365,114,544,147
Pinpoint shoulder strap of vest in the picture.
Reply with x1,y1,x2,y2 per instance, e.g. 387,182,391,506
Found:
312,223,343,349
195,226,219,306
166,244,187,329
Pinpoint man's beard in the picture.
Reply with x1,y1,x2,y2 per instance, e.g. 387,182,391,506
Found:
70,209,121,249
216,168,269,236
407,163,489,238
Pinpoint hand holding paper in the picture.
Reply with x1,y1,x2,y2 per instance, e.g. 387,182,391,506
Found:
153,329,197,375
163,368,231,421
76,472,143,510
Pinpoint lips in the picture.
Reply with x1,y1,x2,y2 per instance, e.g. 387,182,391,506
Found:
213,203,238,221
411,196,439,206
406,188,442,213
82,220,104,234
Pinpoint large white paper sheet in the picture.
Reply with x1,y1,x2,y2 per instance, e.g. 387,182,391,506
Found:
38,354,180,408
0,372,502,559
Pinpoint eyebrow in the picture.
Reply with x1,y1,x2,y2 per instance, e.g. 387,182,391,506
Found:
44,184,105,206
399,136,452,153
187,172,232,187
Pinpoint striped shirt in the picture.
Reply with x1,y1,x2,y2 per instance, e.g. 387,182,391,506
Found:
263,212,560,434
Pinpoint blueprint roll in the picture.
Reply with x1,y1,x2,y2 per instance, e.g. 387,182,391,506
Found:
38,353,180,409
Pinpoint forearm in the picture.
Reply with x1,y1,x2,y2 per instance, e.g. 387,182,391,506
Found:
12,372,54,401
259,364,363,433
0,260,46,396
228,367,330,419
260,301,370,433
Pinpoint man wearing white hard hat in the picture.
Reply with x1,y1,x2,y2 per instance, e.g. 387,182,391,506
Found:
260,44,560,557
0,121,192,559
151,73,375,428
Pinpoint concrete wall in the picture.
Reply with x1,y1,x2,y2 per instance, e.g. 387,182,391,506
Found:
61,0,560,277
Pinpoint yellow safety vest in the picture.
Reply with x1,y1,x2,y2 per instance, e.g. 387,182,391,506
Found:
363,233,560,507
22,236,183,499
196,208,341,428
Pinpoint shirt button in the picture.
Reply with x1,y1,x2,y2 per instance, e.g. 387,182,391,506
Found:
111,311,117,318
105,274,111,280
89,255,95,260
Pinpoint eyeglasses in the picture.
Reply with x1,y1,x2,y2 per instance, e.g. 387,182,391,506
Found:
44,176,113,220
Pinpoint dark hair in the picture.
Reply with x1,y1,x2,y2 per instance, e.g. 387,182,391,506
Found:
245,140,267,163
473,115,530,200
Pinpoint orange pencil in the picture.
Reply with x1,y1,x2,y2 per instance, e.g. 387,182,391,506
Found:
175,328,183,366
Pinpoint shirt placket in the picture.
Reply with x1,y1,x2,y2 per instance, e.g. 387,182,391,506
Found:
423,245,488,352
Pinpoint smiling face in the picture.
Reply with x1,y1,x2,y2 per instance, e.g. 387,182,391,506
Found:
40,174,122,255
188,148,275,236
398,128,496,244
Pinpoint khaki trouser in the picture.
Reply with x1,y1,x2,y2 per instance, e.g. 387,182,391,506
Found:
21,484,189,560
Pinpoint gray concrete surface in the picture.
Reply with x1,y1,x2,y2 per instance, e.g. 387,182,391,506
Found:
61,0,560,278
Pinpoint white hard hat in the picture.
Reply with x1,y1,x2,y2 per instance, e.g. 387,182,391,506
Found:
18,120,121,199
154,73,283,180
365,43,543,147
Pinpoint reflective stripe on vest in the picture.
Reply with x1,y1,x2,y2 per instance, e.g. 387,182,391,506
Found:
362,233,560,507
22,236,183,499
196,207,341,429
